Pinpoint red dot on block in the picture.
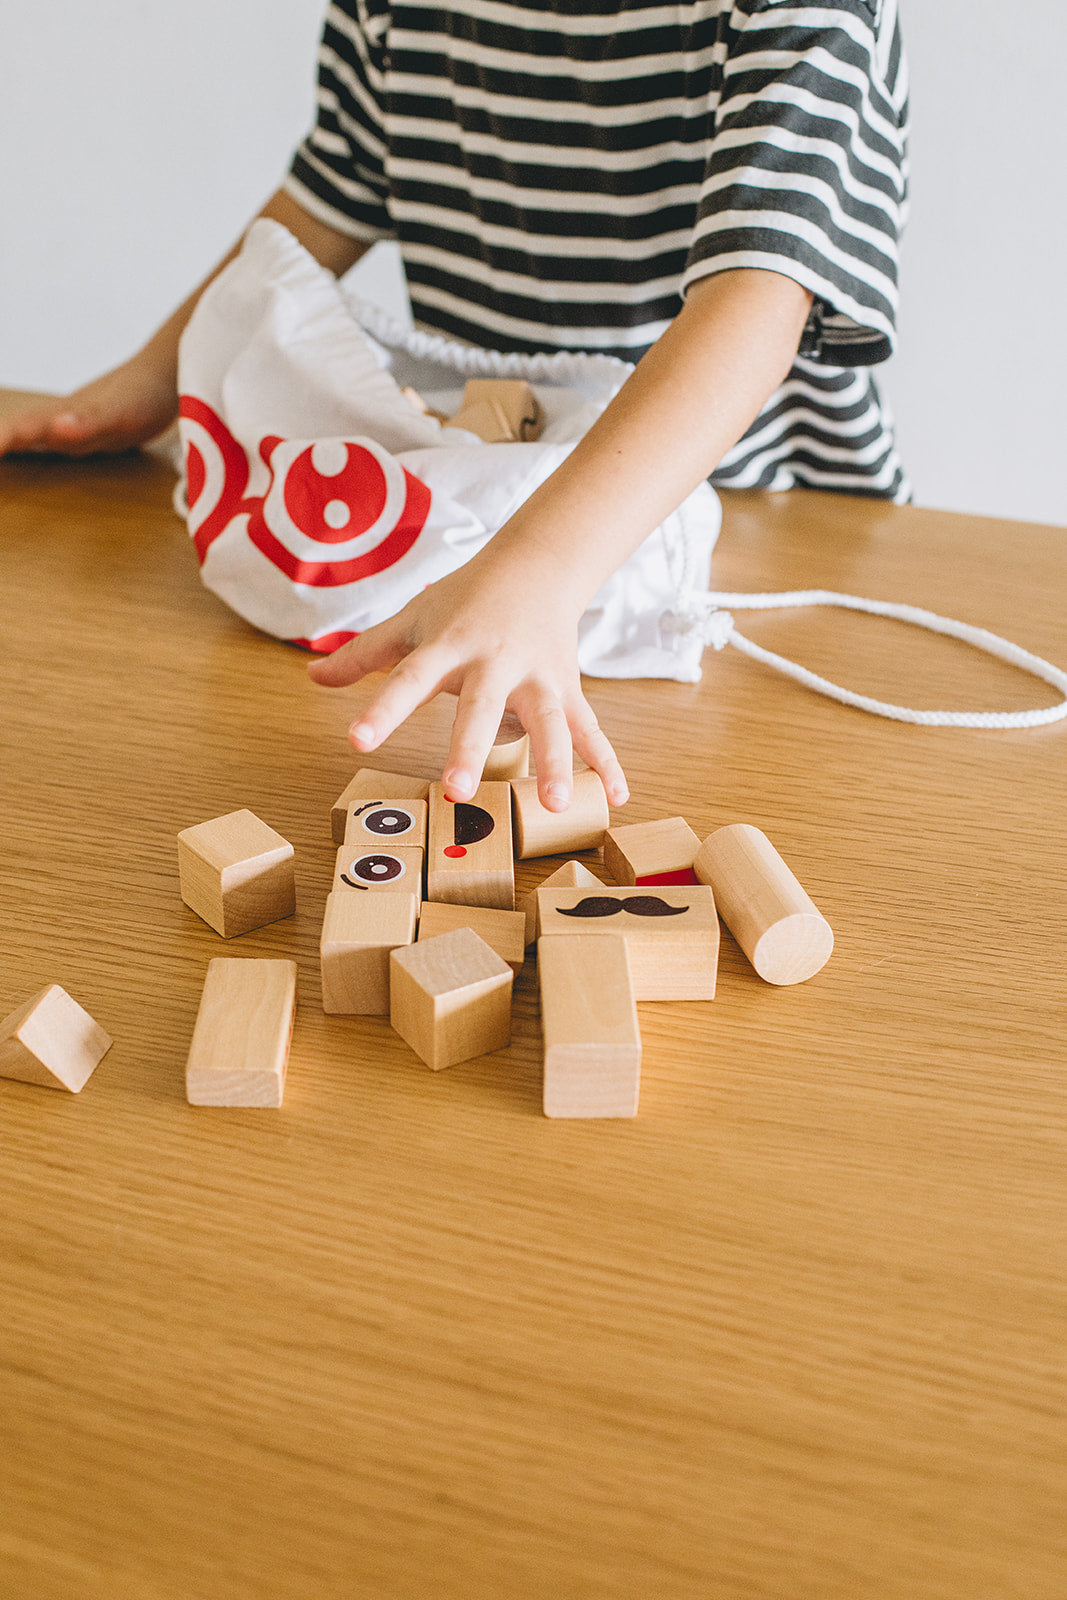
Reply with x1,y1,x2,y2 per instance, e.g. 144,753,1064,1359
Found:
443,845,467,858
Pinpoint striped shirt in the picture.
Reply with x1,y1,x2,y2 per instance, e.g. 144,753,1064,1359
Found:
285,0,910,499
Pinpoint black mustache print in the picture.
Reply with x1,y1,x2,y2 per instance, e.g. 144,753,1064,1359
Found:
353,801,417,837
558,895,689,919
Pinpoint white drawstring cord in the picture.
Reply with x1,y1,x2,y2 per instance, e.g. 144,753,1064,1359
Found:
660,590,1067,729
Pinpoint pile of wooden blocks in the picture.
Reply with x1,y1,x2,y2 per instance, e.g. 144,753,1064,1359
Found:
163,729,833,1117
2,732,833,1112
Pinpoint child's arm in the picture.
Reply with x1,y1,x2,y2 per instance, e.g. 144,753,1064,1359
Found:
308,266,813,811
0,190,368,459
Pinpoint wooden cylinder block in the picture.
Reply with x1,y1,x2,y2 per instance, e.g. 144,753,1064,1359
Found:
693,824,833,986
510,768,609,860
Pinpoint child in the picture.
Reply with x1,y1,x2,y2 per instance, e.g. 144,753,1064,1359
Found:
0,1,908,812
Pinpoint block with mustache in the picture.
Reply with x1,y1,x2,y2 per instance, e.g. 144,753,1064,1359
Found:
537,885,718,1001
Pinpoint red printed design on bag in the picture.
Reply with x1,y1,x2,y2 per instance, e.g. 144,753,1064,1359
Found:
179,396,431,588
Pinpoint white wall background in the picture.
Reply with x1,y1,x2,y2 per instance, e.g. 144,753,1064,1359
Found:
1,1,1064,526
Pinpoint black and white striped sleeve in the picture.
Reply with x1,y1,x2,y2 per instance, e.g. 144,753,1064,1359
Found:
684,0,909,364
284,1,396,242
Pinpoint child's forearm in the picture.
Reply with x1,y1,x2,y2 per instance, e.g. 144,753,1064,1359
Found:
478,267,813,609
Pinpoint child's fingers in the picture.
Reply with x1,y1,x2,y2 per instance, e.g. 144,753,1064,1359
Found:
569,707,629,808
512,688,575,811
306,623,407,687
346,647,451,752
441,675,508,801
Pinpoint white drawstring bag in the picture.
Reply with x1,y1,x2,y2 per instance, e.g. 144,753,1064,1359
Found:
175,220,1067,728
175,217,718,677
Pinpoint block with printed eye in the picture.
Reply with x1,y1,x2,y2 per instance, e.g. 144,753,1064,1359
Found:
332,844,424,895
342,797,427,848
330,768,430,844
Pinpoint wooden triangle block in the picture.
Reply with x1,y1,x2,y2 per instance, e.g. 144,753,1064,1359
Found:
0,984,112,1092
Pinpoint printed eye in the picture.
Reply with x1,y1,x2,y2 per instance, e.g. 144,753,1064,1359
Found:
358,805,416,837
342,853,405,887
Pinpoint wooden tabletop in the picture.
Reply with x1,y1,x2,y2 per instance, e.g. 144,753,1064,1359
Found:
1,445,1064,1600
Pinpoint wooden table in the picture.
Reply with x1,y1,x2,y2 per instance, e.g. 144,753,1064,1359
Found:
1,444,1064,1600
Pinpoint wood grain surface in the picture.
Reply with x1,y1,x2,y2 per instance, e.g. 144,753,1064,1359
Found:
0,445,1065,1600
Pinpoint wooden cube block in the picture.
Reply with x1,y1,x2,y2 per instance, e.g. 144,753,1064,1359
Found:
510,769,609,859
333,843,424,895
417,901,527,972
539,935,641,1118
521,858,605,947
331,768,430,843
537,885,718,1000
342,797,427,848
0,984,112,1093
427,781,514,909
447,379,544,443
321,890,418,1015
694,823,833,985
602,817,701,886
390,928,513,1071
178,808,295,938
185,958,297,1107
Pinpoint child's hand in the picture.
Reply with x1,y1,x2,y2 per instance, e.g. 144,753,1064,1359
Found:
307,546,629,812
0,355,178,459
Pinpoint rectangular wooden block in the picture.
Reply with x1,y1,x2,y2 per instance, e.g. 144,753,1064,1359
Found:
417,900,527,972
427,781,514,909
331,768,431,844
332,843,424,896
0,984,112,1093
602,817,701,886
537,885,719,1000
520,858,605,947
178,808,295,938
390,927,514,1071
538,935,641,1118
342,797,427,849
185,958,297,1107
321,890,418,1015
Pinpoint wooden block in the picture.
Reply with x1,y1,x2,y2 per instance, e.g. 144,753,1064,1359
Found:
0,984,112,1093
342,797,427,848
332,843,424,895
417,901,527,972
537,885,718,1000
694,823,833,985
320,890,418,1015
331,768,431,844
482,731,530,782
538,935,641,1118
520,858,605,947
427,781,514,909
185,958,297,1106
510,769,609,860
447,379,544,443
603,817,701,886
390,927,513,1071
177,808,295,938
